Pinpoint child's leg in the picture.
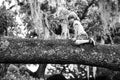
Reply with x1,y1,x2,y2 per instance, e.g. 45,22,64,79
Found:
72,33,95,45
73,38,95,45
74,39,89,45
72,34,90,45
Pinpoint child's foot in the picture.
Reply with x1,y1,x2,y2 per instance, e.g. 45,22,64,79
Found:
89,38,96,46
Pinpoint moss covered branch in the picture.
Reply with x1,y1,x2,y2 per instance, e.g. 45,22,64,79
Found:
0,37,120,71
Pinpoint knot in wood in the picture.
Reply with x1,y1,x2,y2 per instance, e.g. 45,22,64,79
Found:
0,39,9,52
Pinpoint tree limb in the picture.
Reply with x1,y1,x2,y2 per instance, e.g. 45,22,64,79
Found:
0,37,120,71
80,0,96,20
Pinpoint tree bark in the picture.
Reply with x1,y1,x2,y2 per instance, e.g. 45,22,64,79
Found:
0,37,120,71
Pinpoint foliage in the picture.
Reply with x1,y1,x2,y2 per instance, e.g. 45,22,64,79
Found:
0,5,16,36
45,64,96,80
1,64,40,80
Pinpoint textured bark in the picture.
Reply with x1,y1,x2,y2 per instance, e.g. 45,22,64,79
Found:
0,37,120,71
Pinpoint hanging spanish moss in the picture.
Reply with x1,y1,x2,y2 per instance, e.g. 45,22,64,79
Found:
28,0,44,38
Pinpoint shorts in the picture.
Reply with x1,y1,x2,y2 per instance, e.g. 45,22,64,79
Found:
76,34,88,40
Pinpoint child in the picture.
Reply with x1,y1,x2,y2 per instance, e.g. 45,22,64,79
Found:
68,14,95,45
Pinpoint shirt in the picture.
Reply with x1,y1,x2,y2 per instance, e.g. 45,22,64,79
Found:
73,20,88,39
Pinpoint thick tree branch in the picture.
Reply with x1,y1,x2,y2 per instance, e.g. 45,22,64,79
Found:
0,37,120,71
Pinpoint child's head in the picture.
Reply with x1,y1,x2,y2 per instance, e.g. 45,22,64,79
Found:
68,12,79,22
68,13,79,24
68,15,75,20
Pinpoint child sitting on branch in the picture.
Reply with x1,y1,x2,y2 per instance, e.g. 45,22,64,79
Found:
68,12,95,45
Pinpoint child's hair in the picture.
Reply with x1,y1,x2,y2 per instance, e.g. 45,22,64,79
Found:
68,15,78,20
68,12,80,20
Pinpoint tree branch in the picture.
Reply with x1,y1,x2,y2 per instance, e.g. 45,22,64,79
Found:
80,0,96,20
0,37,120,71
